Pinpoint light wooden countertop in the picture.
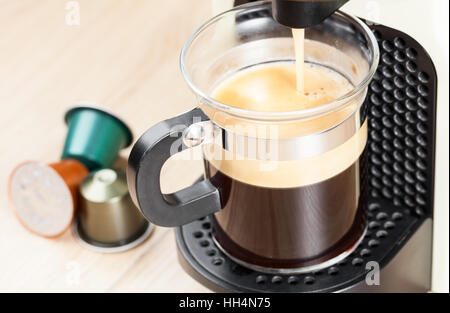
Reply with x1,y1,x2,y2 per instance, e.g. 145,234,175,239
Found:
0,0,212,292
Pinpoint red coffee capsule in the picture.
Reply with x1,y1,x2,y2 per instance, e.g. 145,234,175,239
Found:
8,159,89,238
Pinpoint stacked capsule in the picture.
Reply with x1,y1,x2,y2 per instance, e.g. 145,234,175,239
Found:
9,104,152,252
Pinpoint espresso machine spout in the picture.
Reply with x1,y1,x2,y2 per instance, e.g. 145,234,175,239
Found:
271,0,349,28
234,0,350,28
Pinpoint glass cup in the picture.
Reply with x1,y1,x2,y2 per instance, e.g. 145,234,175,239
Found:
127,1,379,273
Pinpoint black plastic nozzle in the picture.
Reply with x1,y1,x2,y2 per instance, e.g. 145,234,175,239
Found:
234,0,259,6
272,0,349,28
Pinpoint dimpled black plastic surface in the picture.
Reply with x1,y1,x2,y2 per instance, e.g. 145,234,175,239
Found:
175,23,437,293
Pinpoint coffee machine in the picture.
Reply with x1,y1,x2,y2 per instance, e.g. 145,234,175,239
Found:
128,0,436,292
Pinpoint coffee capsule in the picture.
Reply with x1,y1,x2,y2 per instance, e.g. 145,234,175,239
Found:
73,168,153,253
62,104,133,171
8,159,89,238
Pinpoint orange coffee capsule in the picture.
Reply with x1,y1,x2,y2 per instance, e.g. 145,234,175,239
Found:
8,159,89,238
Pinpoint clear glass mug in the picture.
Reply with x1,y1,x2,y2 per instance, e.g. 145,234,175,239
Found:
127,1,379,273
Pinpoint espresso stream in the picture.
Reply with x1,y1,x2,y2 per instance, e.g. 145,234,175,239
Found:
206,63,367,270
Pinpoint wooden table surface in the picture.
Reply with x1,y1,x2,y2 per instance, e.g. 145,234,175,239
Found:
0,0,214,292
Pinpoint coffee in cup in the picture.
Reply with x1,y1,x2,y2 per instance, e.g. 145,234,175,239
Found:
204,62,368,271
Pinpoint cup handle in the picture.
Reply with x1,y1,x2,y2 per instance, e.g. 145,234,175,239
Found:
127,108,221,227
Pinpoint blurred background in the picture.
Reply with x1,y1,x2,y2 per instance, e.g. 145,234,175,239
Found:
0,0,447,292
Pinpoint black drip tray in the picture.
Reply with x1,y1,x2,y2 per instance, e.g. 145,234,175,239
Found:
176,210,423,292
175,22,436,292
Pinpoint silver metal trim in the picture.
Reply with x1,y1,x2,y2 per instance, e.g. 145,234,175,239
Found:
218,106,365,161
